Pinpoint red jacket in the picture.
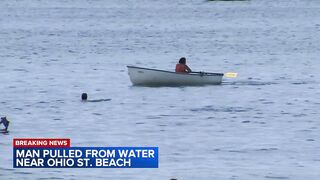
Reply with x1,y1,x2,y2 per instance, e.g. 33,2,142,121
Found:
176,64,189,73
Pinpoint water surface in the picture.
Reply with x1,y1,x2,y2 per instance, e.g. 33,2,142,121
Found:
0,0,320,179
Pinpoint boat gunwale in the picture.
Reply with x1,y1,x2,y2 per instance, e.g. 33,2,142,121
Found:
127,66,224,76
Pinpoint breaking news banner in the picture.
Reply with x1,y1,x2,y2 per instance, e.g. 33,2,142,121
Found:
13,138,158,168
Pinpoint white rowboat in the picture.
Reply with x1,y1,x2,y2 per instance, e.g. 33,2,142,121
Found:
127,66,224,86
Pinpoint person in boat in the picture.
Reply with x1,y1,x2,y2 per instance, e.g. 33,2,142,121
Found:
175,57,192,73
0,117,9,132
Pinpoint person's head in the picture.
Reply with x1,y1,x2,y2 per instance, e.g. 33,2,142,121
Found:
0,117,7,123
81,93,88,101
179,57,186,64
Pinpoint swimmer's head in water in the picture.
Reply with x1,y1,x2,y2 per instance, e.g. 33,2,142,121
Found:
81,93,88,100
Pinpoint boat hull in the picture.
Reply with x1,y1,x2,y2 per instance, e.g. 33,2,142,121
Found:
127,66,224,86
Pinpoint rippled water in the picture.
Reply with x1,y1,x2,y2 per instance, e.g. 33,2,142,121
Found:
1,0,320,179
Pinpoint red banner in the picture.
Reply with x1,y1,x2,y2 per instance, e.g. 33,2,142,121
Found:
13,138,70,148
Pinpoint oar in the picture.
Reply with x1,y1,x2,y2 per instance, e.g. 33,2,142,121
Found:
224,72,238,78
191,71,238,78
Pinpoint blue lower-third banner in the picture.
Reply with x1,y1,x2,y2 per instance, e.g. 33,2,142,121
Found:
13,147,158,168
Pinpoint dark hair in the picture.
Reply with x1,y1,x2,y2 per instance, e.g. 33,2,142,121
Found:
81,93,88,100
179,57,186,64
